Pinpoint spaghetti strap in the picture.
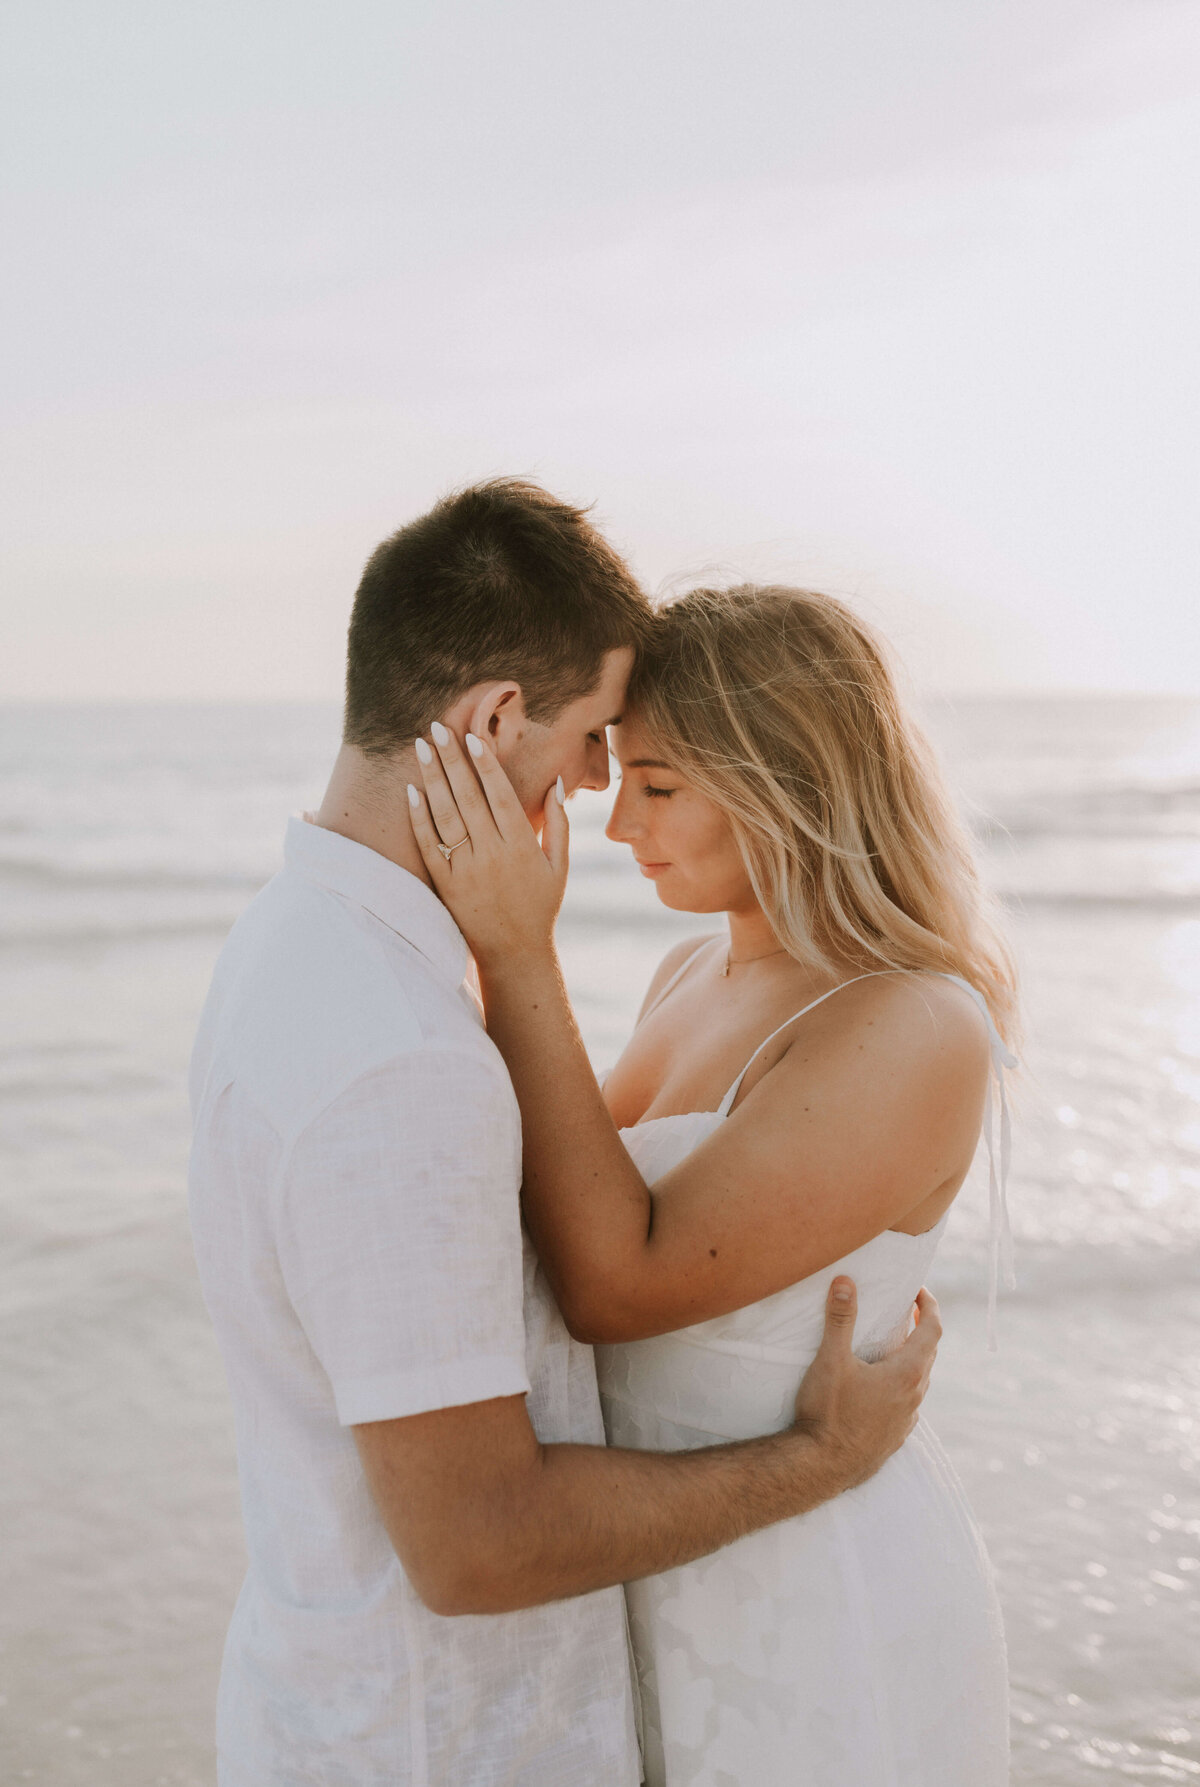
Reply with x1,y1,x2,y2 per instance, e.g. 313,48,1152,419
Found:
712,966,1018,1345
714,971,895,1120
651,957,1013,1348
637,937,719,1026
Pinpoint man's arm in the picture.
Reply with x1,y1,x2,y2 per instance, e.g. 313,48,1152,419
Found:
355,1277,940,1616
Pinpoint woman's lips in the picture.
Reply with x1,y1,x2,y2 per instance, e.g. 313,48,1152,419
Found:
636,860,671,877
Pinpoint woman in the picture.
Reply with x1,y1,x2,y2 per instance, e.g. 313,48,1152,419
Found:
408,583,1016,1786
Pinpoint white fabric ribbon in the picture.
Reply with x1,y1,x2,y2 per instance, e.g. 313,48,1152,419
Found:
943,975,1018,1350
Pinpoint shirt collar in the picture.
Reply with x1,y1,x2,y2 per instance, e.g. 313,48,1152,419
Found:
283,816,469,988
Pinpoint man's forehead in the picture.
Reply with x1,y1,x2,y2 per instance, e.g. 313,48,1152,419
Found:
584,647,634,724
600,644,635,688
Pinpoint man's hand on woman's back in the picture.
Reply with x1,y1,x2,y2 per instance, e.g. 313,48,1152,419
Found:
794,1278,941,1494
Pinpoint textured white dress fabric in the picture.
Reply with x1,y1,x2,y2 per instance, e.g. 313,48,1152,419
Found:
595,975,1011,1787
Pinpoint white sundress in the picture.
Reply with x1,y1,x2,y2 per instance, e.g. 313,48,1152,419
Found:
596,970,1014,1787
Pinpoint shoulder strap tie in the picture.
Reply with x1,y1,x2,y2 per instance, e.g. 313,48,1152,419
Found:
941,974,1018,1351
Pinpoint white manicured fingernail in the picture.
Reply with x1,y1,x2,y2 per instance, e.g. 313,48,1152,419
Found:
465,732,483,758
414,737,433,764
407,784,420,809
430,720,450,747
556,775,565,805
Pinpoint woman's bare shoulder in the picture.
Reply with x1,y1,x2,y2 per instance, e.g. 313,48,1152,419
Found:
712,969,992,1217
876,970,992,1058
792,968,993,1092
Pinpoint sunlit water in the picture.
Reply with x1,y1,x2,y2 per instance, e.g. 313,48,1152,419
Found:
1,697,1198,1784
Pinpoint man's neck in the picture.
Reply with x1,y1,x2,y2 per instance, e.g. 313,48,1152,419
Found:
313,743,435,891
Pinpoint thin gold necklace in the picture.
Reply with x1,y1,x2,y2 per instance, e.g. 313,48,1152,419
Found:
722,944,790,978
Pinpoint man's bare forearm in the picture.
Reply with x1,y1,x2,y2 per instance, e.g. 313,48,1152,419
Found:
440,1425,839,1615
359,1283,932,1621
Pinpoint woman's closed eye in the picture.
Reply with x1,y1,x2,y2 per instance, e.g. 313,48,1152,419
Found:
612,769,677,798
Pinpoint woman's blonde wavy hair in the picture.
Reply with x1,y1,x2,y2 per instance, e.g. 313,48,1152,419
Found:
627,583,1018,1044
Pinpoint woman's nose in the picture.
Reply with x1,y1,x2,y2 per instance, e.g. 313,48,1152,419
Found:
605,784,634,842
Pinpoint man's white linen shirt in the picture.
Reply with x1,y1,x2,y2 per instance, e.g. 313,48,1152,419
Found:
188,818,640,1786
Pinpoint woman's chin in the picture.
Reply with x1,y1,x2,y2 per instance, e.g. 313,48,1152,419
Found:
650,879,716,916
623,854,722,914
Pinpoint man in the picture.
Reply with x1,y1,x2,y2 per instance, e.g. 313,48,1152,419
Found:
188,479,940,1785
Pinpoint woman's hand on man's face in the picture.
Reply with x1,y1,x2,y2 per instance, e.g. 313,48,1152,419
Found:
407,722,568,969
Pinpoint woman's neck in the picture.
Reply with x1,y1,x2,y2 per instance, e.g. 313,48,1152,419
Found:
724,906,785,964
723,905,874,980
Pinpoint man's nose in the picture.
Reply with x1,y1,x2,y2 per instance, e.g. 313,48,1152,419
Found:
581,739,611,793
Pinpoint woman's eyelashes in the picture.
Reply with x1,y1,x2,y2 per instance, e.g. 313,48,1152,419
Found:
613,770,675,798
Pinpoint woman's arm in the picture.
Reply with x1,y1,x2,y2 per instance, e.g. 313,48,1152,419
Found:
479,947,987,1341
407,726,989,1343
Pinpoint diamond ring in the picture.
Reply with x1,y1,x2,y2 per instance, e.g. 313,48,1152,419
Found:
437,838,470,862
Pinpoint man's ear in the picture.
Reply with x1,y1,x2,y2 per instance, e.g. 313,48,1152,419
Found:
466,682,526,754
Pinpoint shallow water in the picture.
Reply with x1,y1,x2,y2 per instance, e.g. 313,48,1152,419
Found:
1,696,1198,1783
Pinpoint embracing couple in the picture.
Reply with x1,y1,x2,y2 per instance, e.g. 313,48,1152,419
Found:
189,478,1016,1785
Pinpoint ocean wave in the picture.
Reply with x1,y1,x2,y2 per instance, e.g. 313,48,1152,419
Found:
0,1067,170,1102
931,1236,1200,1303
977,780,1200,840
996,887,1200,912
0,915,244,949
0,856,268,893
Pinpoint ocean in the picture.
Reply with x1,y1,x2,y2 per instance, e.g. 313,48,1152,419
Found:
2,695,1198,1784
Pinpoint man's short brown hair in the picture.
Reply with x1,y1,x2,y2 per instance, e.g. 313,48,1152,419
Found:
343,479,652,755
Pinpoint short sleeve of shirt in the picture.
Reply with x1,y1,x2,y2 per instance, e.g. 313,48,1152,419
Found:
275,1046,531,1426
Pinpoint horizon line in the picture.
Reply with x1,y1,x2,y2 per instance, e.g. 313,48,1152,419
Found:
2,688,1198,709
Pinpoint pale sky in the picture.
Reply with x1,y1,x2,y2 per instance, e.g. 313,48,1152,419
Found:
3,0,1198,700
